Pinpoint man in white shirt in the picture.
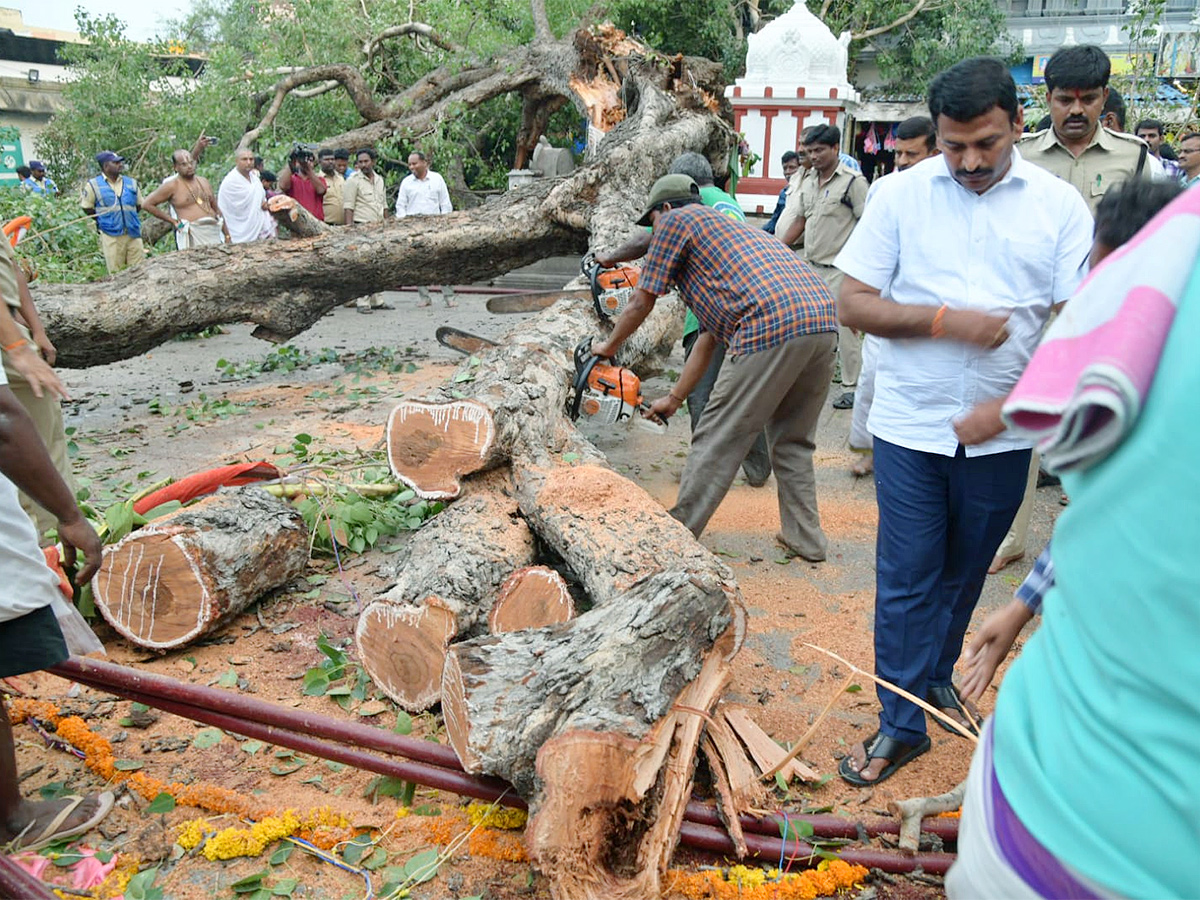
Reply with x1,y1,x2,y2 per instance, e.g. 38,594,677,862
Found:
218,149,275,244
395,152,456,308
833,57,1093,786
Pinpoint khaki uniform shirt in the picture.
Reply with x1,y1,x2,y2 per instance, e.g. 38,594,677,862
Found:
343,171,386,223
775,168,812,249
0,238,20,311
1018,126,1148,216
801,163,867,266
321,169,344,224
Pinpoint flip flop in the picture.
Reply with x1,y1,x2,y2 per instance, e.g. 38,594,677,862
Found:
838,731,931,787
7,791,115,852
927,684,980,736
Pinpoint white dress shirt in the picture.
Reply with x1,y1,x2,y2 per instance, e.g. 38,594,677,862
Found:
834,150,1093,458
395,171,452,218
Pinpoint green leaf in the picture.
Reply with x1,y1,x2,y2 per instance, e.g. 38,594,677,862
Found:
114,759,144,771
401,848,442,884
452,370,474,383
241,739,265,755
269,845,294,866
844,683,863,693
270,763,306,776
294,433,313,444
774,771,788,792
217,668,239,688
363,847,388,870
324,761,346,773
341,833,374,865
38,781,71,800
192,727,224,749
562,452,580,463
145,792,176,815
302,668,330,696
125,867,163,900
229,869,268,892
269,878,299,896
393,711,413,735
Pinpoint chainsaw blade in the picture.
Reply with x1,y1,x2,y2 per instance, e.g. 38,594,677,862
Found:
435,326,497,356
486,289,590,314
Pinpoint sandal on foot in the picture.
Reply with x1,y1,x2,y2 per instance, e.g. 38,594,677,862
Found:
927,684,980,736
8,791,115,852
838,732,930,787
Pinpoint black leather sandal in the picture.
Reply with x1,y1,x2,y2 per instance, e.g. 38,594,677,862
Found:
927,684,980,736
838,731,931,786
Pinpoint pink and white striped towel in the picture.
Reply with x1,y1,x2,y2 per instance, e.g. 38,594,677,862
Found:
1003,187,1200,473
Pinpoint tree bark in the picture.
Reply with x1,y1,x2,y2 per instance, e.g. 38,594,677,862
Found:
355,486,538,711
442,571,739,899
36,27,734,369
92,487,309,651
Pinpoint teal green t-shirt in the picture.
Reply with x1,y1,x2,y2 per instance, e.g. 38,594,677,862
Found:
992,254,1200,896
681,185,746,339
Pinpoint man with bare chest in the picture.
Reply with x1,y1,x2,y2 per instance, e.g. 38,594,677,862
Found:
143,149,230,249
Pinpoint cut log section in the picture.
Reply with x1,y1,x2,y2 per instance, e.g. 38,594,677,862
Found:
92,488,308,651
385,399,496,500
356,489,536,710
488,566,574,633
443,570,738,899
723,706,820,784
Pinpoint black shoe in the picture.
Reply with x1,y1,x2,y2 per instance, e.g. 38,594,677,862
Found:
832,391,855,410
1036,468,1061,488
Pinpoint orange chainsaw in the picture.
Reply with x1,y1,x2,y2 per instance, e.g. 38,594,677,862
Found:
583,253,640,321
569,337,666,432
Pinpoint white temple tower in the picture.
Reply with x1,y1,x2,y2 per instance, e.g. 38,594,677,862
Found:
726,2,860,213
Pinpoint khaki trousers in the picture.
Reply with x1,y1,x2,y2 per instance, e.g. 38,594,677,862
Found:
995,451,1039,560
3,331,74,540
99,233,145,273
671,330,836,560
811,262,860,388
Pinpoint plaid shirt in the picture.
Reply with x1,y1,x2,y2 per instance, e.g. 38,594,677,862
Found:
1015,542,1054,615
637,205,838,356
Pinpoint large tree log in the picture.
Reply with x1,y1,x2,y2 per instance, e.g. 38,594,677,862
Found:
488,566,573,633
36,27,735,368
355,487,538,710
444,571,737,899
92,488,309,651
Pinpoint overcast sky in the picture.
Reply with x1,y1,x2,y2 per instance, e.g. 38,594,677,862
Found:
14,0,195,42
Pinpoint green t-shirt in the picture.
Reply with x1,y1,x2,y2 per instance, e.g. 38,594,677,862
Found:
682,185,746,339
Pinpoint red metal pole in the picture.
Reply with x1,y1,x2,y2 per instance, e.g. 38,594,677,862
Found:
0,853,60,900
52,658,959,849
679,819,956,876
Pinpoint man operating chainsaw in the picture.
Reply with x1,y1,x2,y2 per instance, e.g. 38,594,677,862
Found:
592,174,840,561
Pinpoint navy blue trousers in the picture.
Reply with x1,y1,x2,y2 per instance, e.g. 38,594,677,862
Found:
873,438,1031,744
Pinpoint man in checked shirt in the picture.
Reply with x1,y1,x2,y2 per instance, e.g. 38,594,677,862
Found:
591,174,839,562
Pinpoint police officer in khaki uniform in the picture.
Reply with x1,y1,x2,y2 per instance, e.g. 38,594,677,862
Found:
1018,45,1149,217
781,124,868,408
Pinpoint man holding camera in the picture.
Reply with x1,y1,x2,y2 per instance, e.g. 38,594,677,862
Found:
143,144,231,249
279,145,326,221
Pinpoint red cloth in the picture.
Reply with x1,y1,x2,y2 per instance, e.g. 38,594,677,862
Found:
132,462,282,515
285,173,325,220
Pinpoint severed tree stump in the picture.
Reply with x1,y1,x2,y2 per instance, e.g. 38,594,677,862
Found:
386,400,497,500
356,488,539,710
488,566,573,633
443,571,738,899
92,488,308,651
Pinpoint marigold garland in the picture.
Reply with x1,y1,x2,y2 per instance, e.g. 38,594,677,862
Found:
664,859,869,900
176,807,353,861
420,809,529,863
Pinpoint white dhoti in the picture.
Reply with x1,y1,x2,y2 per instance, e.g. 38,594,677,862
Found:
175,216,224,250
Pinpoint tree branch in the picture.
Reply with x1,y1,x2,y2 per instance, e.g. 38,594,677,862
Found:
531,0,553,42
850,0,937,41
239,64,389,149
363,22,460,69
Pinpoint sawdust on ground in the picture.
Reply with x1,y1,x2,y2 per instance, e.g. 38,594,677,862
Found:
8,305,1059,899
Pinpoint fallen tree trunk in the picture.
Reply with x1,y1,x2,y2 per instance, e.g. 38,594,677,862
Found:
36,27,734,368
92,487,308,651
443,571,738,899
355,487,539,710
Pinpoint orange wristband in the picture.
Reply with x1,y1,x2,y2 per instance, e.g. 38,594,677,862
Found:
931,304,948,339
2,339,27,352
